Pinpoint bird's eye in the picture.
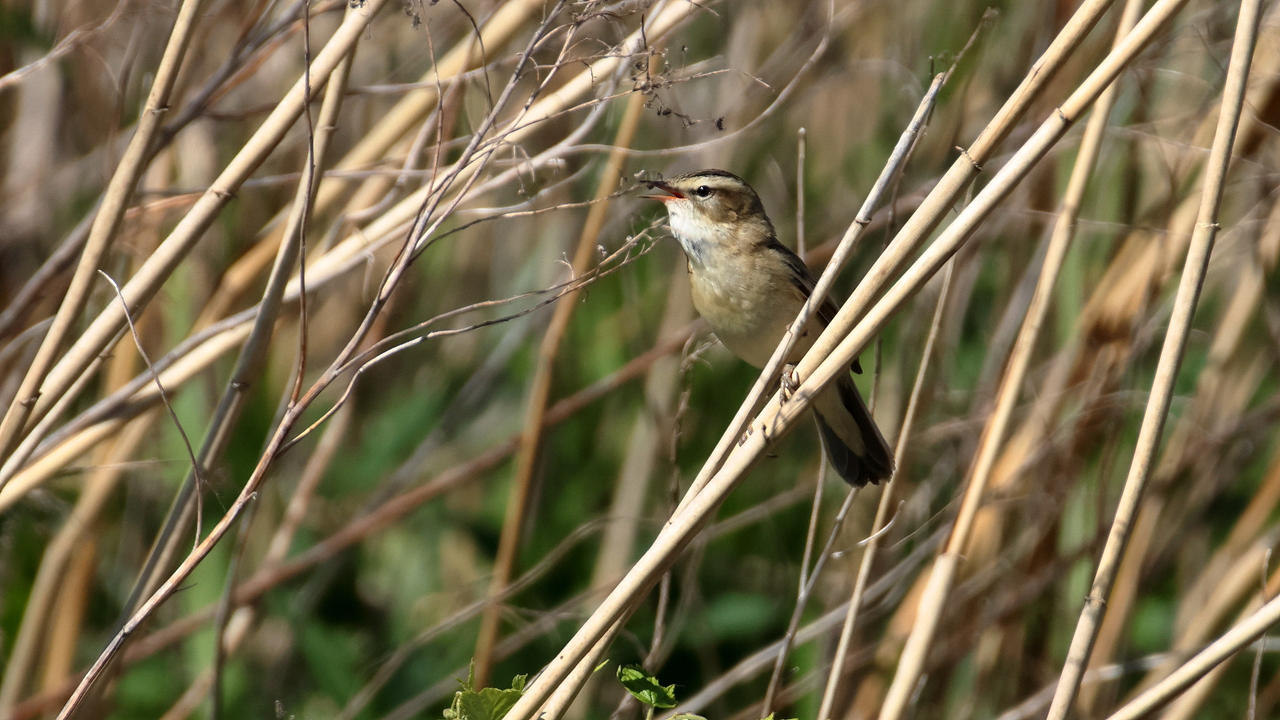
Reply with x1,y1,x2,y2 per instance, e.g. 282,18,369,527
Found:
694,185,712,198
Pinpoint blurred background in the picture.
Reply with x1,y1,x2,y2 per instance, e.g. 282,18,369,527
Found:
1,0,1279,717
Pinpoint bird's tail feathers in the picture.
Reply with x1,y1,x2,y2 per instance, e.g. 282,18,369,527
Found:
813,376,894,486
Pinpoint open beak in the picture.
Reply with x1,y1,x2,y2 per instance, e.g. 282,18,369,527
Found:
640,180,684,202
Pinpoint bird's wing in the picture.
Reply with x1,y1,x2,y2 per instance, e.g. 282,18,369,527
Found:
761,238,864,375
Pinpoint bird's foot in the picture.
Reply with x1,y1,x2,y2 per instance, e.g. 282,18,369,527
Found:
738,424,754,446
779,364,801,402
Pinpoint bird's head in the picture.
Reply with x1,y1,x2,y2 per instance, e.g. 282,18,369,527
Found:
643,169,774,265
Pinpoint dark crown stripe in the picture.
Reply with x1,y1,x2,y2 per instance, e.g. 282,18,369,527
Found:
681,168,742,181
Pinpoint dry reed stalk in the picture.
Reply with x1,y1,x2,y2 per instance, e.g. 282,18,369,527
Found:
670,0,1064,512
766,0,1117,436
0,0,391,487
308,0,542,217
856,6,1277,712
1063,39,1280,704
120,17,358,638
0,1,697,499
1030,205,1277,709
1177,446,1280,636
944,165,1196,644
1104,584,1280,719
1156,550,1280,719
1044,0,1263,714
0,261,690,515
959,34,1276,491
666,525,950,719
0,321,251,511
0,407,154,710
0,156,176,712
0,173,640,508
54,303,348,718
555,276,690,720
1144,186,1280,614
6,99,637,510
536,621,625,720
759,125,824,716
401,482,860,720
759,61,952,716
194,0,543,327
0,220,87,342
10,6,707,710
44,16,566,696
336,519,615,720
33,310,690,716
35,537,94,697
877,0,1145,714
961,0,1150,574
152,402,353,720
0,0,205,466
1079,346,1273,712
380,587,603,720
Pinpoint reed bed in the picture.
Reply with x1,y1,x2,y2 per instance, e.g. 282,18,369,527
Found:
1,0,1278,718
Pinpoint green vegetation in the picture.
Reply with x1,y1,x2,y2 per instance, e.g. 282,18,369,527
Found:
1,0,1277,718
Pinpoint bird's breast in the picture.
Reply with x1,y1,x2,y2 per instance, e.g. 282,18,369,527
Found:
688,254,809,368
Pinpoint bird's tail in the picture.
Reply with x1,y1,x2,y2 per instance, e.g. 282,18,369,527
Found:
813,375,894,486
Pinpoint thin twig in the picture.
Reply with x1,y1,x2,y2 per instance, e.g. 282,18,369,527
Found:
95,270,204,504
762,480,854,713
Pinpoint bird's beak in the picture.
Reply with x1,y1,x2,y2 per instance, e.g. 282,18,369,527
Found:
640,180,684,202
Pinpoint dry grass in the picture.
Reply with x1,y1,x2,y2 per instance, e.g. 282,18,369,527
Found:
2,0,1279,718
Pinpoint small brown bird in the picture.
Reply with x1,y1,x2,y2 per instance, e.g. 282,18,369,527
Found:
644,169,892,486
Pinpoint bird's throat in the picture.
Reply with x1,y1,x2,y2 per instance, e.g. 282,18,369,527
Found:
668,212,721,268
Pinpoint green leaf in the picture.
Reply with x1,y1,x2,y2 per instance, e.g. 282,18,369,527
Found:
456,687,522,720
616,664,678,709
441,668,524,720
670,714,708,720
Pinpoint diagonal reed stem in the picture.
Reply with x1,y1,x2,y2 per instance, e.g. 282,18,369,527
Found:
0,0,205,477
876,0,1146,714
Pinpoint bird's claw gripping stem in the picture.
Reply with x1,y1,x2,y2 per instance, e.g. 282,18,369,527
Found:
779,363,801,402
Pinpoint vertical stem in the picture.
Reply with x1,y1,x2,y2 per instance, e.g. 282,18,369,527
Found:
472,77,648,688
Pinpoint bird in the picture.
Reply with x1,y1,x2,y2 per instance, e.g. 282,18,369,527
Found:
643,169,893,486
